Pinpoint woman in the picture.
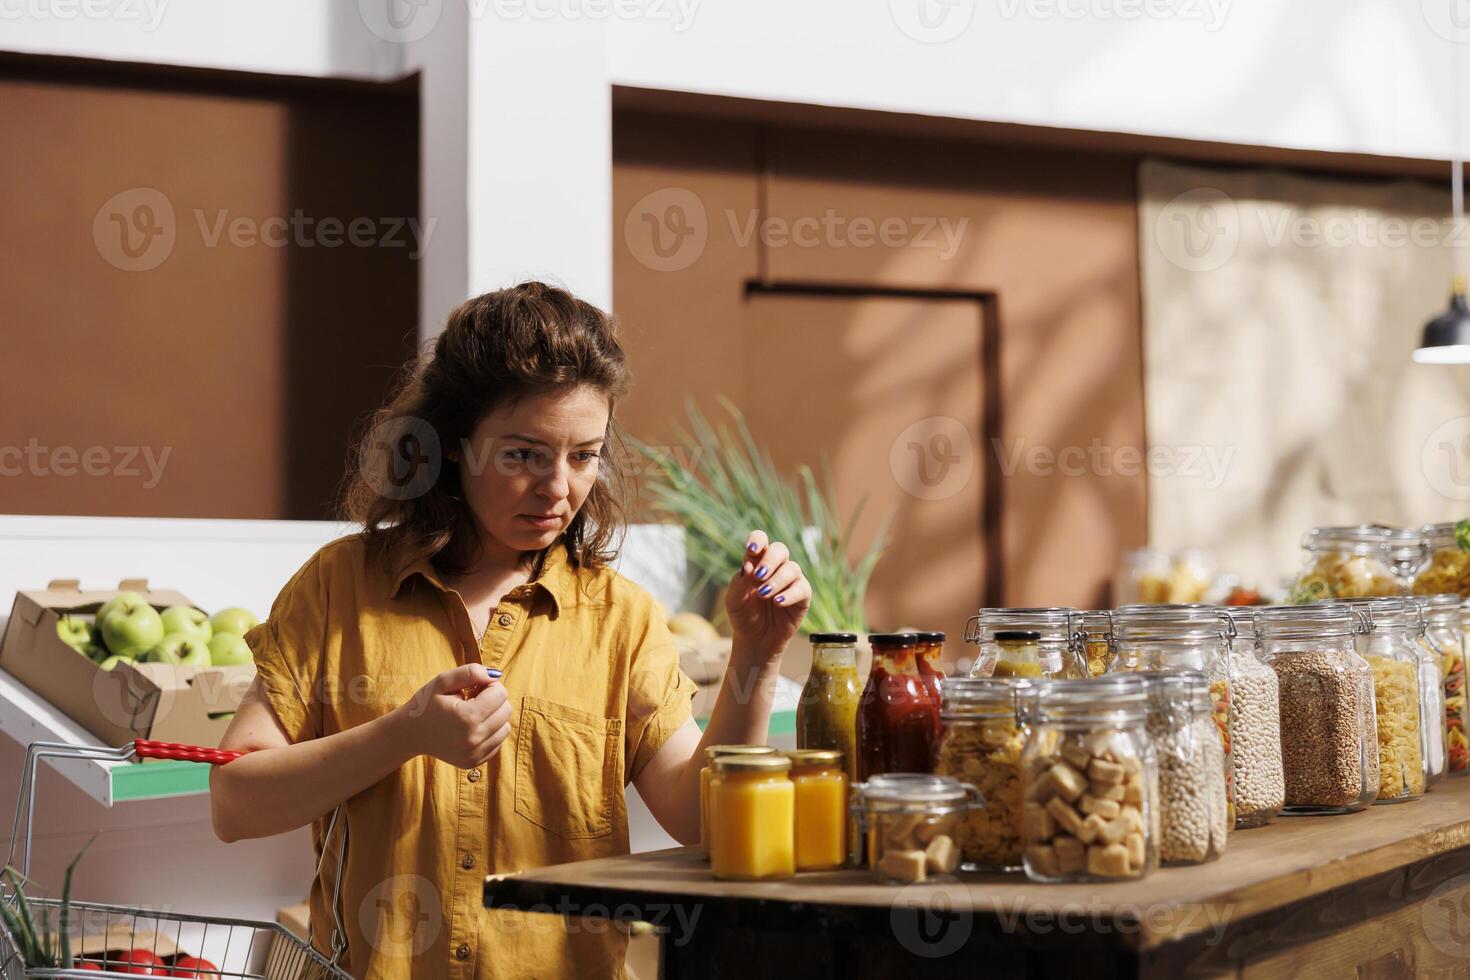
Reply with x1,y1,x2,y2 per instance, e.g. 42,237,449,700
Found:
210,282,810,979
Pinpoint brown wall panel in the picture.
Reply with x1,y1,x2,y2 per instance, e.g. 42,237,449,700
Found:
0,61,418,520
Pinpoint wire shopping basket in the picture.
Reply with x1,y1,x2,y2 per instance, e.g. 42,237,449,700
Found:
1,739,351,979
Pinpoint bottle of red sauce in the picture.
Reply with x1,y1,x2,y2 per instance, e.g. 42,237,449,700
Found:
857,633,940,780
914,631,947,737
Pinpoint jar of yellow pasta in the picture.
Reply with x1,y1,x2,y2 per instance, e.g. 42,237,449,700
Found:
1343,599,1429,803
933,677,1032,871
1290,525,1398,603
1412,522,1470,598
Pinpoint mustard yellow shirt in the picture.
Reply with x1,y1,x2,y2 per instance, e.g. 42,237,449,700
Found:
244,533,696,980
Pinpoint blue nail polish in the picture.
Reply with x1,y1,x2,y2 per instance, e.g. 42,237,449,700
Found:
755,566,768,580
486,668,503,679
775,596,785,604
758,585,772,597
748,542,759,552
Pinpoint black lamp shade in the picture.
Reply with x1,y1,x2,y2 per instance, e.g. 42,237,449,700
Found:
1413,283,1470,364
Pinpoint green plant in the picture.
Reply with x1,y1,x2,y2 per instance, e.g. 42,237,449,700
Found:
633,399,887,634
1,835,94,970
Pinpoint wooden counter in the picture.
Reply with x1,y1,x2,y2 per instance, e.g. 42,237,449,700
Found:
485,776,1470,978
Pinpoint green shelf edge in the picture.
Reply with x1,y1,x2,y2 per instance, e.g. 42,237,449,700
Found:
111,759,213,802
695,708,796,736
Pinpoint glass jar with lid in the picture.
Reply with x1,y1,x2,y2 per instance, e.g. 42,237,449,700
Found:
796,632,861,783
1143,672,1229,864
1343,598,1432,801
915,631,947,737
1020,675,1159,882
1256,604,1379,813
708,754,795,881
1408,600,1448,787
1418,595,1469,775
1220,607,1284,828
857,633,939,780
1116,548,1213,605
965,608,1089,680
699,745,777,855
1289,525,1398,603
850,773,984,883
1411,522,1470,597
932,677,1031,871
1387,527,1430,594
1108,604,1233,824
785,749,848,871
1076,610,1113,677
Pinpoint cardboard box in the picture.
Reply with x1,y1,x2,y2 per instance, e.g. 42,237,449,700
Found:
0,579,254,747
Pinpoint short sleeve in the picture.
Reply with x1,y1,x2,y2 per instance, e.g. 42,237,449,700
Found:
624,601,698,783
244,551,329,744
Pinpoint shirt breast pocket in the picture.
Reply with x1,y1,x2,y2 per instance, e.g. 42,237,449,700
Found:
514,696,623,839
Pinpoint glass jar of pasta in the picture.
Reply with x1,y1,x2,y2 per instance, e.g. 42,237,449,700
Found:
1108,604,1233,825
1221,607,1284,828
1020,676,1158,882
1289,525,1398,603
1256,604,1379,813
1412,522,1470,597
965,608,1089,680
1116,548,1214,605
1342,598,1429,803
933,678,1031,871
1417,595,1467,776
1076,610,1113,677
850,774,984,883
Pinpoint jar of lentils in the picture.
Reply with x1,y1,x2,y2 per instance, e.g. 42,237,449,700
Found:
1143,672,1228,864
933,678,1030,871
1221,607,1284,828
1342,598,1432,801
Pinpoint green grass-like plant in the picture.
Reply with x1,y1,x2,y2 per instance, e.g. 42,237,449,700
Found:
2,835,94,969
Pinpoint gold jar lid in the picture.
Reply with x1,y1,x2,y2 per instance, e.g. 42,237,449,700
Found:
784,749,843,769
712,754,792,773
704,744,777,763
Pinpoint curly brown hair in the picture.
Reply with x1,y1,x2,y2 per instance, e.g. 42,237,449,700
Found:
341,281,633,578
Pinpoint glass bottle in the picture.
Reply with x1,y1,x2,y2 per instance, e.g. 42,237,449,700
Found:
856,633,939,780
699,744,776,856
708,754,795,881
915,631,947,736
1255,604,1379,814
965,608,1089,680
1289,525,1398,603
796,632,862,784
932,677,1030,871
1143,672,1228,864
1019,675,1158,882
1418,594,1469,775
1220,606,1284,828
850,773,983,883
1342,598,1431,801
1412,523,1470,597
785,749,847,871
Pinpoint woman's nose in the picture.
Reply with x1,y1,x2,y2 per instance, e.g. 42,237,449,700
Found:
536,460,570,499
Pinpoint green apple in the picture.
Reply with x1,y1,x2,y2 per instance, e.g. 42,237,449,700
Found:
210,607,259,637
160,605,212,642
208,632,254,667
95,591,147,627
56,614,94,648
75,641,107,661
147,634,212,667
99,599,165,658
96,654,134,671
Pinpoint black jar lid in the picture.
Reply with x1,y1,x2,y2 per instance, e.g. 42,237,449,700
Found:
994,630,1042,642
868,632,919,646
809,632,858,644
916,631,947,643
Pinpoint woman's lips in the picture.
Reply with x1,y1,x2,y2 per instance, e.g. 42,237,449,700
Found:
519,514,562,528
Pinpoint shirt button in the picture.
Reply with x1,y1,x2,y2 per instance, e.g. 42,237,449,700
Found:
461,853,476,870
467,768,481,782
455,943,471,961
498,613,514,627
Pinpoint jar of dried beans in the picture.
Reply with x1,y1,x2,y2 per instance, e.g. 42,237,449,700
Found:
965,608,1090,680
1143,672,1229,864
1222,607,1284,828
1020,676,1159,882
1256,604,1379,813
1343,598,1434,800
933,677,1031,871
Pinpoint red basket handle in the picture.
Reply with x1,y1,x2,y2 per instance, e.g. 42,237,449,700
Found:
133,738,245,765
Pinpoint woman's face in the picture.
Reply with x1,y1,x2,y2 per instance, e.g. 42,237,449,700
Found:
457,385,610,560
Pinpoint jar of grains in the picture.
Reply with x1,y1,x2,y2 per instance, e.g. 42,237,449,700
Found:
1020,676,1159,882
1108,604,1234,826
1256,604,1379,813
1143,672,1229,864
1221,607,1285,828
933,678,1031,871
1341,598,1431,801
1417,595,1467,776
1075,610,1114,677
965,608,1090,680
1288,525,1398,603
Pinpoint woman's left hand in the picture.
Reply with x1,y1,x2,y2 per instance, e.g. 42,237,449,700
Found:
725,530,811,659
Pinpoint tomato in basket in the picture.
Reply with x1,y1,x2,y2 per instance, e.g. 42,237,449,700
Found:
167,956,219,977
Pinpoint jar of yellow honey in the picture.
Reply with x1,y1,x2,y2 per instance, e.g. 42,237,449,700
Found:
699,745,776,856
709,754,796,881
785,749,847,871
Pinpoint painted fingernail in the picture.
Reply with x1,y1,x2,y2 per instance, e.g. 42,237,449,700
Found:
755,566,768,580
486,668,503,679
758,585,772,597
775,596,785,604
748,542,759,552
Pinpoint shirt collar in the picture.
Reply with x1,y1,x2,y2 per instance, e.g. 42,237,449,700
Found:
388,537,574,616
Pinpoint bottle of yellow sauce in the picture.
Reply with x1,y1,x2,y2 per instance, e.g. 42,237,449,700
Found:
709,754,795,880
786,749,847,871
699,745,776,856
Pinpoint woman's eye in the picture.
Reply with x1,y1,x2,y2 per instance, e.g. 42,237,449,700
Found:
503,450,538,463
575,451,601,463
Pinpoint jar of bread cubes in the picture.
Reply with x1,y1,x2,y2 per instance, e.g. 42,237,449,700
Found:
1020,675,1158,882
850,774,985,884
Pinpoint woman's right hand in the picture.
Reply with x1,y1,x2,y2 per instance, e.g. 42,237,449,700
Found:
396,663,512,768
